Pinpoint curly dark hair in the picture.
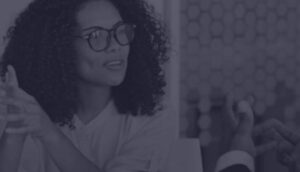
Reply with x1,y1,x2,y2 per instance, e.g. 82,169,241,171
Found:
1,0,169,127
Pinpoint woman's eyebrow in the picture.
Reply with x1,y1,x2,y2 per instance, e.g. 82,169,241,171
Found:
81,26,103,32
78,26,103,37
81,20,124,32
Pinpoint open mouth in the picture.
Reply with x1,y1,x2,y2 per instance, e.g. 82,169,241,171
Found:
103,59,125,70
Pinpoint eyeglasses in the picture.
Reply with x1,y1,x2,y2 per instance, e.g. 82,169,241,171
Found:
75,21,136,52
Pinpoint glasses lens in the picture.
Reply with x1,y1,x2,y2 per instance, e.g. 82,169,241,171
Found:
115,24,135,45
88,29,109,51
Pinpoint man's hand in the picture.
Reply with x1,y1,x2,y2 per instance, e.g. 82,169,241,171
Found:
0,65,58,141
254,119,300,172
225,96,276,157
229,100,256,157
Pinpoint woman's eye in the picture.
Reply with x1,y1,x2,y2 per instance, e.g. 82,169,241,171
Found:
87,30,99,39
117,28,126,34
91,32,98,38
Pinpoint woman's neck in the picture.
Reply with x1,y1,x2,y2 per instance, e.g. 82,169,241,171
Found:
77,81,112,124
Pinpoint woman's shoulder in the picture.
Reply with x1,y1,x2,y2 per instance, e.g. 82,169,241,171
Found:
123,105,178,139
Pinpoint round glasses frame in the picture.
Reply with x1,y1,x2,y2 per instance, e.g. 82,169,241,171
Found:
75,21,136,52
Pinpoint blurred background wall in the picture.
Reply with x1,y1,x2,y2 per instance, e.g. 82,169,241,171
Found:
0,0,32,55
178,0,300,172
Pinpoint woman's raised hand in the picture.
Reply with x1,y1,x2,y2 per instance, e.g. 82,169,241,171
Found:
0,65,57,140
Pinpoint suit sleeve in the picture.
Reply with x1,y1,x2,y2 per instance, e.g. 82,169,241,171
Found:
215,150,254,172
219,164,251,172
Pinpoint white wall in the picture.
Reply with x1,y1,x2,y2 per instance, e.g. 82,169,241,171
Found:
147,0,181,135
165,0,181,136
0,0,33,55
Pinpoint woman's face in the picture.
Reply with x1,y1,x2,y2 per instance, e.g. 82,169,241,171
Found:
75,0,130,87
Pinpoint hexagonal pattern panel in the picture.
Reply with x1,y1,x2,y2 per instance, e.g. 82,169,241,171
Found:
180,0,300,148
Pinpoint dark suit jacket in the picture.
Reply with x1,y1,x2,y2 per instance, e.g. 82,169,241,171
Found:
220,164,251,172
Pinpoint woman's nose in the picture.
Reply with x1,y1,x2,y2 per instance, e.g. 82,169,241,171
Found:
106,36,121,53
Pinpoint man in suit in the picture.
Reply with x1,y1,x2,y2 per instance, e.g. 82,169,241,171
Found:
215,100,259,172
215,99,300,172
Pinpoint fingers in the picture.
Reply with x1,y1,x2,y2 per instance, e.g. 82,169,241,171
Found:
5,127,30,134
4,115,42,135
253,119,300,145
245,95,255,107
225,94,255,131
0,113,27,135
0,95,38,114
1,113,35,135
0,87,6,97
277,139,295,154
14,88,36,104
276,126,300,145
0,113,27,122
225,94,238,128
276,139,296,167
0,84,9,98
1,65,30,102
0,103,6,114
253,120,276,137
0,97,24,113
0,114,8,121
6,65,19,88
0,76,36,104
0,114,8,138
235,100,254,135
254,126,282,142
0,86,36,105
256,141,277,156
278,152,295,167
0,75,4,84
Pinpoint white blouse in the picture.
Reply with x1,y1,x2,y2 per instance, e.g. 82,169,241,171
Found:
18,101,177,172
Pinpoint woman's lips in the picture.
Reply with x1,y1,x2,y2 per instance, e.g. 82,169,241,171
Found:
103,59,125,70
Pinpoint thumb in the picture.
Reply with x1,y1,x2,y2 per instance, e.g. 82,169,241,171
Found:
225,93,238,129
235,101,254,135
5,65,19,88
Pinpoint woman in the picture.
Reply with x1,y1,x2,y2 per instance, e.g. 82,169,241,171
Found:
0,0,177,172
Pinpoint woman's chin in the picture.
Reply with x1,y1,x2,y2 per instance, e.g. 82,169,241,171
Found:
104,75,126,86
79,76,125,88
107,79,124,86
